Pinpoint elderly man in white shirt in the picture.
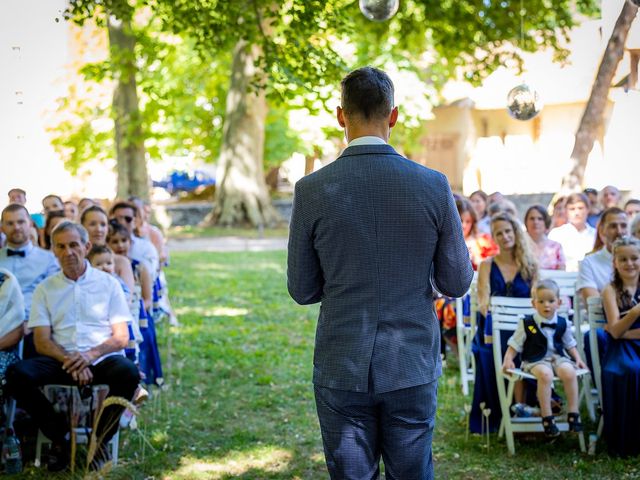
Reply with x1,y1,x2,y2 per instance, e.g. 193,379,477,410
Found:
6,221,139,472
0,204,59,357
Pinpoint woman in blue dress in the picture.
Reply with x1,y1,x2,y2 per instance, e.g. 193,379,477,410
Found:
108,221,164,387
470,212,537,433
601,235,640,456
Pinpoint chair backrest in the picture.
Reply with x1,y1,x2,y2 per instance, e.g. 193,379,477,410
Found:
587,296,605,402
490,296,536,367
538,269,578,314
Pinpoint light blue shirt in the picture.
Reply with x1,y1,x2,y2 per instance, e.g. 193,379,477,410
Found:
0,242,59,319
348,136,387,147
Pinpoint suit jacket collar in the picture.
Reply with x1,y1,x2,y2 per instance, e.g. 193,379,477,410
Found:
338,143,402,159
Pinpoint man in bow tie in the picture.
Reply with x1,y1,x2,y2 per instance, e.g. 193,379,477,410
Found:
0,204,59,357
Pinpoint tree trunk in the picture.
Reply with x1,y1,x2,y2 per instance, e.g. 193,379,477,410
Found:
561,1,638,191
108,17,149,200
207,39,280,227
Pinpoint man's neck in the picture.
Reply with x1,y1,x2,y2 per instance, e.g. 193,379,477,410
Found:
63,263,87,282
7,240,30,250
571,222,587,232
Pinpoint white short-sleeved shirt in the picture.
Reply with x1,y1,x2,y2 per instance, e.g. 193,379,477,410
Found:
130,235,159,279
576,247,613,294
0,268,25,340
548,223,596,272
28,262,131,363
507,312,577,356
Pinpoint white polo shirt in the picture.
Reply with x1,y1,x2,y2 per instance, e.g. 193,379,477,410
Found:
576,247,613,294
28,262,131,363
0,268,24,340
548,223,596,272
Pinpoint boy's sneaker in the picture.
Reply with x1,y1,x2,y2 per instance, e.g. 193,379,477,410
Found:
568,412,583,432
542,416,560,438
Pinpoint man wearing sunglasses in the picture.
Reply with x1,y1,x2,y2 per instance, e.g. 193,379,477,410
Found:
109,202,159,279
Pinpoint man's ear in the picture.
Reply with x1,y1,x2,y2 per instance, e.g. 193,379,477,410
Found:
389,106,399,128
336,106,346,128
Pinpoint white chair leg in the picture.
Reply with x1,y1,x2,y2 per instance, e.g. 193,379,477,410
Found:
35,431,46,468
111,430,119,465
505,423,515,455
578,431,586,453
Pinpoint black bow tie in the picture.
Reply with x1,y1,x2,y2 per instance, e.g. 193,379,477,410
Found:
541,322,557,329
7,249,25,257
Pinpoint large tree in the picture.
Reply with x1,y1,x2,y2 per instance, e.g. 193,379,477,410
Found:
64,0,598,224
561,0,638,191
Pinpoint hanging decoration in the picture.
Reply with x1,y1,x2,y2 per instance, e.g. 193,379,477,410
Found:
505,0,543,121
506,84,543,121
359,0,399,22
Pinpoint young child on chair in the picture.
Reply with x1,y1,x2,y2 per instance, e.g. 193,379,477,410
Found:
502,279,587,437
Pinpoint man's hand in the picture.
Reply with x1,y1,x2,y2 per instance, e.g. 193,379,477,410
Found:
72,367,94,386
62,351,95,375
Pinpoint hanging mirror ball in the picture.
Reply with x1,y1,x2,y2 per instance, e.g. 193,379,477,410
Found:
506,83,543,121
359,0,399,22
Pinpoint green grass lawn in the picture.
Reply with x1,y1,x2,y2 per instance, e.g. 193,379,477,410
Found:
18,251,640,478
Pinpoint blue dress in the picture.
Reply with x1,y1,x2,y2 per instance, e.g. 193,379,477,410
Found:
132,259,164,386
470,260,531,433
602,287,640,457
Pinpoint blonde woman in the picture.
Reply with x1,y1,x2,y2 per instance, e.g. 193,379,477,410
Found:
470,212,538,433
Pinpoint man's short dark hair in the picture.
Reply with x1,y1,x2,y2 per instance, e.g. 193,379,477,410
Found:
109,201,138,217
42,194,63,206
600,207,626,227
565,192,590,208
8,188,26,197
340,67,394,121
625,198,640,208
1,204,29,222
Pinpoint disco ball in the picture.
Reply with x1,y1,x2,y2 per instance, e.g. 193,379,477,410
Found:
506,83,543,121
359,0,399,22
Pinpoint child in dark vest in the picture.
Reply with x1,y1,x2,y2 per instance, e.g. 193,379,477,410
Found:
502,279,587,437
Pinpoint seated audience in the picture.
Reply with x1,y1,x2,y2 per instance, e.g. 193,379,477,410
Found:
110,202,159,280
551,196,567,229
63,200,78,221
7,188,26,205
6,221,139,472
470,212,537,433
624,199,640,219
78,198,96,213
588,185,622,228
632,214,640,240
600,236,640,457
470,190,491,234
576,207,628,302
584,188,601,228
0,205,59,358
42,210,66,250
487,198,518,220
549,193,595,272
0,268,24,418
108,221,163,386
524,205,565,270
41,194,64,215
81,205,135,293
503,279,586,437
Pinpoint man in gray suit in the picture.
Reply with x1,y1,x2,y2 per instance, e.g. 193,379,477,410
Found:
287,67,473,479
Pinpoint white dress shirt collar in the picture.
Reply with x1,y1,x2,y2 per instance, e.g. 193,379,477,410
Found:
348,136,387,147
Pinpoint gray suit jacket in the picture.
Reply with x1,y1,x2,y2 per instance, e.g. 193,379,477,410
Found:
287,144,473,394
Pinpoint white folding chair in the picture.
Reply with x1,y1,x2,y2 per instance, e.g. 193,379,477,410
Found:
35,384,119,470
491,296,589,454
587,296,606,440
455,273,478,395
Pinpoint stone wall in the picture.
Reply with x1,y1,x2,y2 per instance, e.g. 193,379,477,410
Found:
161,199,293,227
